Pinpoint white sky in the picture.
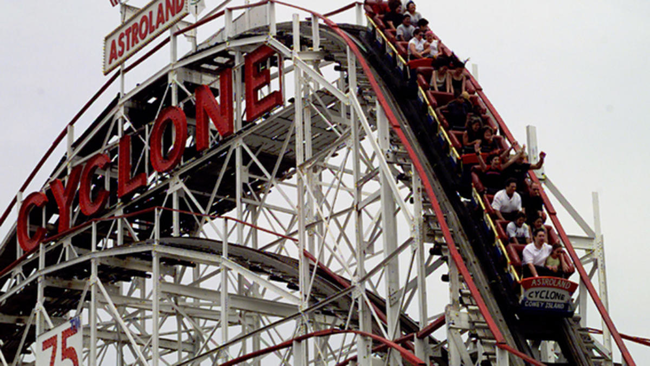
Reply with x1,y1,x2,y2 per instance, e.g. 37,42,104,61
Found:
0,0,648,363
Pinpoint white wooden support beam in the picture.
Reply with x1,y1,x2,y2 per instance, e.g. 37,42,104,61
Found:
268,1,276,36
89,222,98,366
350,46,372,366
96,280,149,366
594,192,613,365
152,250,160,366
377,101,401,366
413,171,430,362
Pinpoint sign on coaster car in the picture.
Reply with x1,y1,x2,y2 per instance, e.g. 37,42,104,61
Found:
520,276,579,315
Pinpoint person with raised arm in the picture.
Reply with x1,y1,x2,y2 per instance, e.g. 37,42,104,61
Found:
503,150,546,195
475,146,521,194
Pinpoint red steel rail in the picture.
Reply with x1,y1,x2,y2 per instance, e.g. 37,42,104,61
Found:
218,328,426,366
323,1,361,18
336,315,445,366
586,328,650,348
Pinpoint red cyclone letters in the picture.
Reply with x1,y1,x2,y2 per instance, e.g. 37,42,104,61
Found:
17,192,49,252
79,153,111,217
151,106,188,173
17,45,282,251
195,69,233,152
51,166,83,233
245,45,283,121
118,134,147,198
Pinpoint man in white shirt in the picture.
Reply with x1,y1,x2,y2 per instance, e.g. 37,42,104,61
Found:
506,211,531,244
396,14,416,42
522,228,553,277
491,178,522,221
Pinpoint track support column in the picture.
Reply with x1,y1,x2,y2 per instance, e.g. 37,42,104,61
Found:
152,242,161,366
593,192,613,365
412,171,429,361
497,347,510,366
221,219,230,362
445,246,473,366
293,12,310,363
377,101,402,366
349,47,371,366
36,243,45,336
89,222,98,366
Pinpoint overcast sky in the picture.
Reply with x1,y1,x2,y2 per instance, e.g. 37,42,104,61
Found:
0,0,648,363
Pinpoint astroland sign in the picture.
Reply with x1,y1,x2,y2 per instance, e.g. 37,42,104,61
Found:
103,0,189,74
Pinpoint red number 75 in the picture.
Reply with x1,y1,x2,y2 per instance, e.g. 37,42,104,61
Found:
41,325,78,366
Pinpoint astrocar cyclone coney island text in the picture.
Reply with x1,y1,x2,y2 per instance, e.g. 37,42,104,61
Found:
104,0,189,74
522,287,572,312
520,277,577,313
526,288,568,302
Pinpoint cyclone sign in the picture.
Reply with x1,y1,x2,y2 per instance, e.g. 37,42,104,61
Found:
18,45,283,254
520,277,578,315
103,0,189,74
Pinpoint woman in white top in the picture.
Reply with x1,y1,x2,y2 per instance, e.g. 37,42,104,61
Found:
403,1,422,23
424,31,440,58
407,29,426,60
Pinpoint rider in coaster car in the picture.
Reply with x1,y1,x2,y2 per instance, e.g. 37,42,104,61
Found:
383,0,404,30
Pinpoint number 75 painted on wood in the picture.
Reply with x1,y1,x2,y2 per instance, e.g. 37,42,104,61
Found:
36,317,82,366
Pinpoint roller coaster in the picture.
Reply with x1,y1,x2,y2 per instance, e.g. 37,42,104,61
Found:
0,1,642,365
